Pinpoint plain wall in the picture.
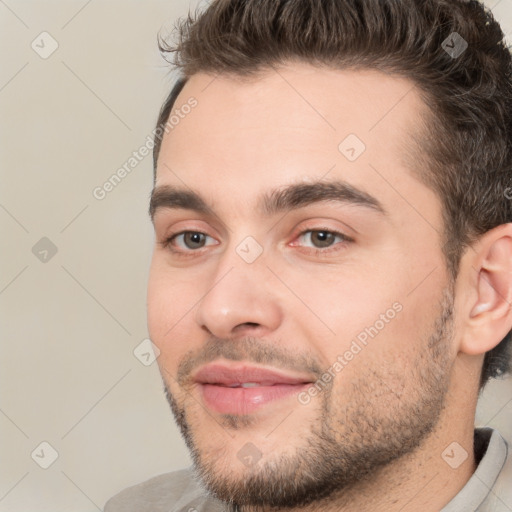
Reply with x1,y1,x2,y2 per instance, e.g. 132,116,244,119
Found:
1,1,511,510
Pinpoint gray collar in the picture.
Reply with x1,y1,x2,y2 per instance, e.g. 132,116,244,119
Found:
441,428,508,511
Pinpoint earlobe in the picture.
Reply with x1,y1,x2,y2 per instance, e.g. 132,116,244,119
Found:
460,225,512,356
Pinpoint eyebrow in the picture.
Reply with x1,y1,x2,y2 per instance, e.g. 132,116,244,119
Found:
149,180,386,222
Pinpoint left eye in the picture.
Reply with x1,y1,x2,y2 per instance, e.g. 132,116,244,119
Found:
297,230,348,249
171,231,217,250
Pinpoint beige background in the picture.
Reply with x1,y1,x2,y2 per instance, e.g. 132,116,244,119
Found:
1,1,511,510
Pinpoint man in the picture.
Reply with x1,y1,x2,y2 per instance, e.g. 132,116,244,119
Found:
105,0,512,510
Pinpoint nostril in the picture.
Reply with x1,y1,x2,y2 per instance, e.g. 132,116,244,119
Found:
233,322,261,333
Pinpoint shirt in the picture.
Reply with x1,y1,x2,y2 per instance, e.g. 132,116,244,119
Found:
104,427,511,512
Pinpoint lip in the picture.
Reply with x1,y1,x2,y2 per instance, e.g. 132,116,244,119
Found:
193,363,314,415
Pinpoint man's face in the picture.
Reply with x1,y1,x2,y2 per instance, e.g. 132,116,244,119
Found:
148,65,457,507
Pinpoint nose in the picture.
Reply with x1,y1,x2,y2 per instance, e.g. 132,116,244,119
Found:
194,251,283,339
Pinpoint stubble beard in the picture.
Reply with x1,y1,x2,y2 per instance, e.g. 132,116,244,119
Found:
162,287,455,510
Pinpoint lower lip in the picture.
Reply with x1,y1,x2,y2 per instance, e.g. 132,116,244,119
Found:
200,383,310,415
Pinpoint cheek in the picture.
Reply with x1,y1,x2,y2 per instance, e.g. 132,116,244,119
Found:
278,253,444,374
147,261,202,357
278,263,404,351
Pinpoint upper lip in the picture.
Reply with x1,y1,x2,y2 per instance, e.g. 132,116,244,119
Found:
193,362,314,386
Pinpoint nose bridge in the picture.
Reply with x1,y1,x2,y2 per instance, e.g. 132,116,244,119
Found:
194,237,282,337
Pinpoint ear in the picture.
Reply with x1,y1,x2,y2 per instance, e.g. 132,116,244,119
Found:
459,223,512,356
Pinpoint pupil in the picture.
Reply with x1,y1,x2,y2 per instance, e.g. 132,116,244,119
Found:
313,231,334,248
186,232,205,248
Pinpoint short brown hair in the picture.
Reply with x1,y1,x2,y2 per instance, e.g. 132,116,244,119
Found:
153,0,512,388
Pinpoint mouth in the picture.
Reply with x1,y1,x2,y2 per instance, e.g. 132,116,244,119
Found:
193,363,314,415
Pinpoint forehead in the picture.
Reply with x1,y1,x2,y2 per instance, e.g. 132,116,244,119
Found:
155,63,439,227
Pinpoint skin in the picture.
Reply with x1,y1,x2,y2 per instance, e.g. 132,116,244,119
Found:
147,63,512,511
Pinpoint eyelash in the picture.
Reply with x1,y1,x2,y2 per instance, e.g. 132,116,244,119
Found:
159,228,353,258
293,228,353,255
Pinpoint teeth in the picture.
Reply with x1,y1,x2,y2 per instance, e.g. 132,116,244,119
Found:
221,382,262,388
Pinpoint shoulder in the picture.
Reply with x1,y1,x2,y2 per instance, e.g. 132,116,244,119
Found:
103,468,226,512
